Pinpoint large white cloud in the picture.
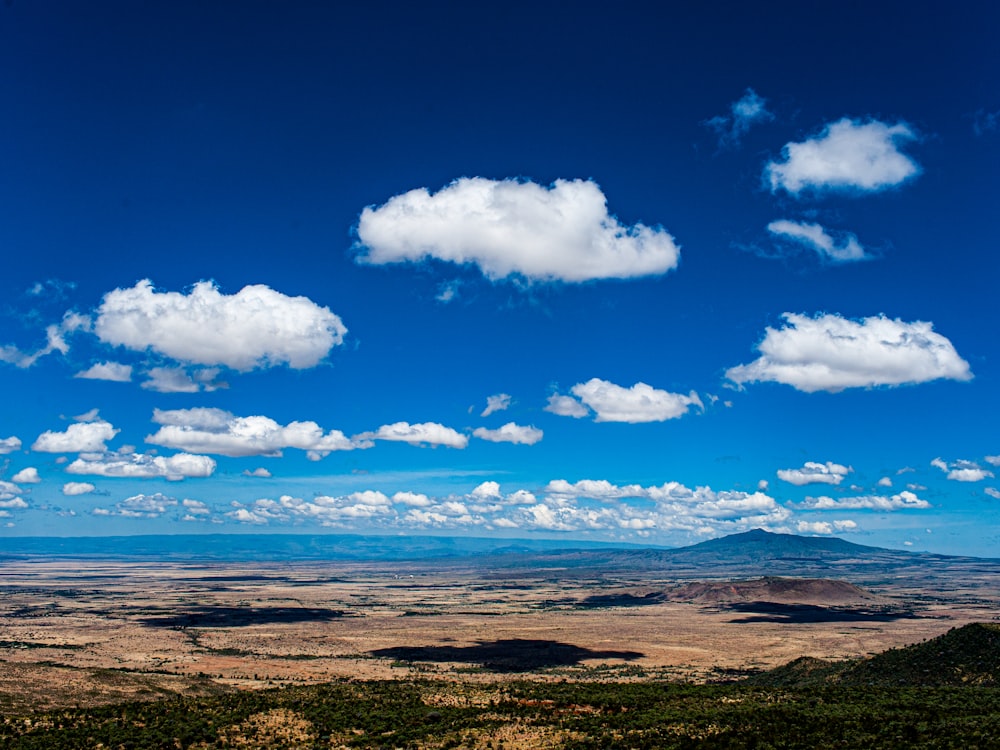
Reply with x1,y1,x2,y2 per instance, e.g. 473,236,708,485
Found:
357,421,468,449
767,220,868,263
567,378,702,423
726,313,972,392
32,421,119,453
766,118,920,194
472,422,543,445
796,491,930,510
66,451,216,481
355,178,681,283
777,461,852,486
147,408,363,458
94,280,346,371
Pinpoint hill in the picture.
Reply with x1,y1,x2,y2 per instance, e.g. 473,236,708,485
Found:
750,622,1000,687
668,576,885,606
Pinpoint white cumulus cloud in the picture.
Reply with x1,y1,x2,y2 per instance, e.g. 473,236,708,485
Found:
766,118,920,194
931,457,994,482
726,313,972,393
109,493,178,518
777,461,852,486
182,498,211,515
147,408,363,458
62,482,96,496
357,421,468,448
797,520,858,535
66,451,216,481
569,378,702,423
796,490,931,510
75,361,133,382
0,436,21,454
32,420,119,453
472,422,543,445
94,280,346,371
767,220,869,263
355,178,681,283
11,467,40,484
544,393,590,418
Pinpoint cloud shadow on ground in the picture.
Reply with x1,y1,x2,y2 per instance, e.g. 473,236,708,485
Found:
724,601,920,624
371,638,644,673
140,606,346,628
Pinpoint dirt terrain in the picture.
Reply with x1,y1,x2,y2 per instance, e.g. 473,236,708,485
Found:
2,557,998,711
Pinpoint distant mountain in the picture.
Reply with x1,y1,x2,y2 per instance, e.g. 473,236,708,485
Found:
485,528,1000,586
672,528,884,561
750,623,1000,687
0,532,657,563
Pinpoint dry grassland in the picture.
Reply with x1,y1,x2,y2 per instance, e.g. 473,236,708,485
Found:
1,559,997,711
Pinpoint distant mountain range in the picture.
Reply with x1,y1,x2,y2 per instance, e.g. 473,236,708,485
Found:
2,529,996,586
482,528,1000,585
0,531,654,563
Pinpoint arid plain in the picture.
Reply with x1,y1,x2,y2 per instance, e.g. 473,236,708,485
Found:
2,545,998,713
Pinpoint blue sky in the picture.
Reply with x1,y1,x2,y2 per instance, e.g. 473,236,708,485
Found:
2,1,999,554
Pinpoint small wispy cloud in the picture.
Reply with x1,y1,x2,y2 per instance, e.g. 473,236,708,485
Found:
766,220,871,264
705,88,774,148
481,393,512,417
973,108,1000,136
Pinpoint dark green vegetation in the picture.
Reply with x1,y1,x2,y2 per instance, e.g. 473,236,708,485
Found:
3,625,999,748
750,623,1000,688
2,679,998,749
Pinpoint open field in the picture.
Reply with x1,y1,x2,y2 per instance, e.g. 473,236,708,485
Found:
2,555,998,712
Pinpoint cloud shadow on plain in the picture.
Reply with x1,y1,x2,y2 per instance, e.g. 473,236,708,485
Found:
371,638,644,673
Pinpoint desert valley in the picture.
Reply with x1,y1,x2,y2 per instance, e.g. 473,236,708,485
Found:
1,530,999,747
